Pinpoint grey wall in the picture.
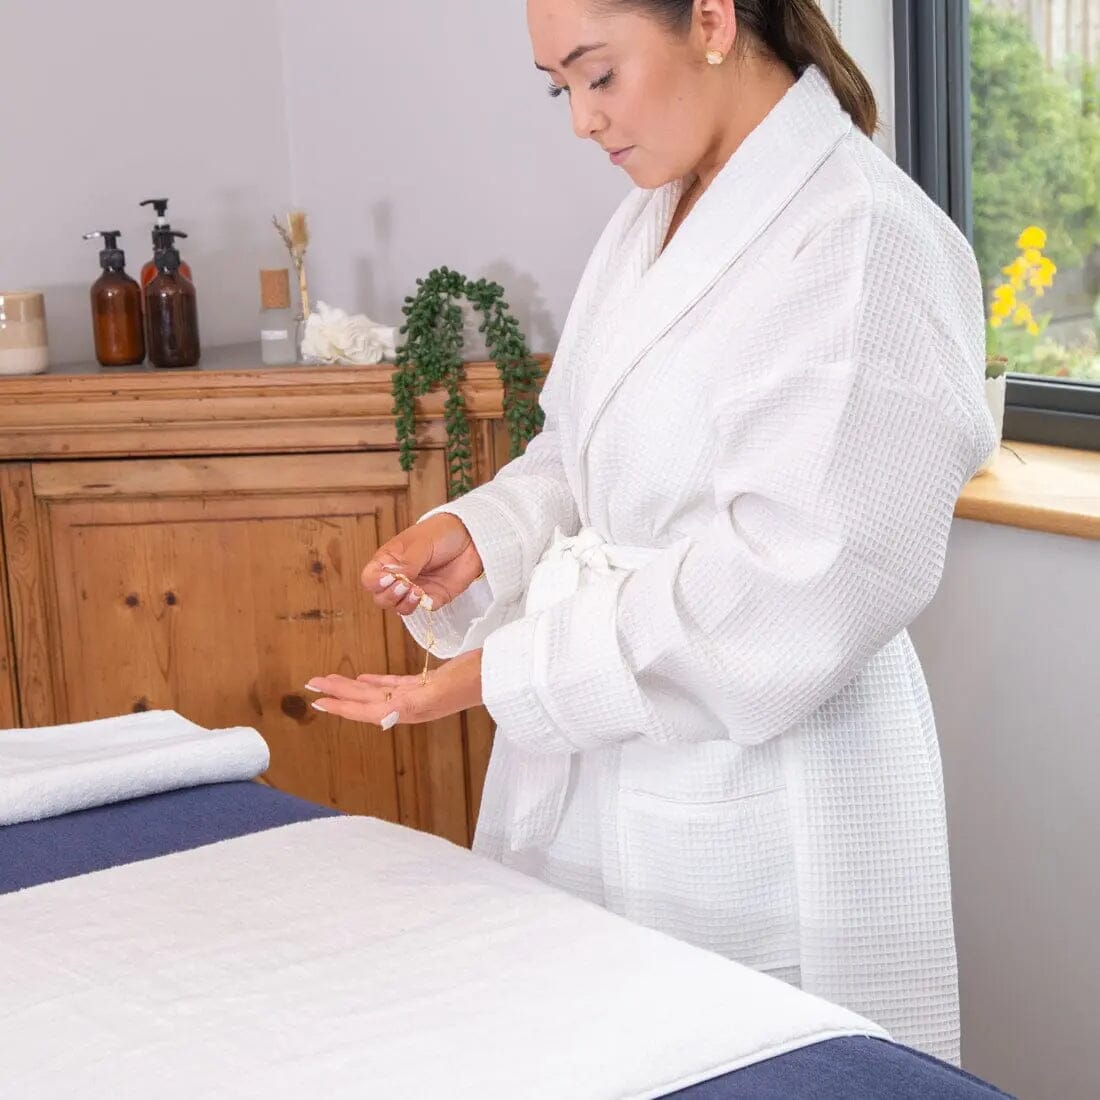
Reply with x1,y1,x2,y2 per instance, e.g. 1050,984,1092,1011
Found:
275,0,629,354
825,0,896,159
911,519,1100,1100
0,0,294,364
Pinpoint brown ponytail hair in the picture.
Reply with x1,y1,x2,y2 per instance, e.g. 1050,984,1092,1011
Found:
605,0,878,137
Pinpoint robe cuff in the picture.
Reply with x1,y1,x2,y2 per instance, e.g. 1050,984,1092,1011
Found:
481,579,657,757
419,490,527,608
481,615,576,756
403,577,495,659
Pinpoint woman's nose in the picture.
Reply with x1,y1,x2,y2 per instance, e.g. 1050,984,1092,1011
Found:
570,96,605,142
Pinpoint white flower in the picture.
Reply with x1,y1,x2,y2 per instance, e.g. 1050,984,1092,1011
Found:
300,301,397,365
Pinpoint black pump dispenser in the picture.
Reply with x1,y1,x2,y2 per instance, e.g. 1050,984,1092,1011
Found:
84,230,126,271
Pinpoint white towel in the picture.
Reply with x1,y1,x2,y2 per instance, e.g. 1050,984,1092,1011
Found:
0,710,269,825
0,817,889,1099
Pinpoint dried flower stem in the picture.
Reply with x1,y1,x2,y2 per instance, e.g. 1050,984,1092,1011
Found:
271,211,311,317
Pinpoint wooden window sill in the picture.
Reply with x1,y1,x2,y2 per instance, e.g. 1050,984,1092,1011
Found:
956,441,1100,542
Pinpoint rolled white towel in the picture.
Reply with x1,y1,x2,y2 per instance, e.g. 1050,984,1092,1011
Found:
0,710,270,825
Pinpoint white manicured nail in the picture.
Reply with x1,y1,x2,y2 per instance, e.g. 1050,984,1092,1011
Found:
304,683,322,693
380,710,399,730
311,701,328,713
378,574,395,589
392,583,409,598
420,595,434,612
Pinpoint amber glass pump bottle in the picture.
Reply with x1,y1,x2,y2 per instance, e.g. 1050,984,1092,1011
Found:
83,230,145,367
145,230,200,368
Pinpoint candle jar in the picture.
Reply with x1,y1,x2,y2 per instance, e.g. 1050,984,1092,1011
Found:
0,291,50,375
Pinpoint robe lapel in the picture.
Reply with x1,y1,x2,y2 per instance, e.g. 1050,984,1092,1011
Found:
574,67,854,474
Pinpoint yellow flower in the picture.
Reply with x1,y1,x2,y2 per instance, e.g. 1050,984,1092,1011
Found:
993,284,1016,303
1026,321,1040,336
1013,305,1033,325
1022,248,1043,266
990,316,1004,328
990,299,1013,319
1017,226,1047,250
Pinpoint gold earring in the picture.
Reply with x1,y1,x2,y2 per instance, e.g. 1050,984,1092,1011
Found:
706,50,725,66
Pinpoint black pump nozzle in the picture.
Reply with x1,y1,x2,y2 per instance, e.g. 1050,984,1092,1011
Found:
152,227,188,254
153,230,189,275
83,230,126,271
140,198,171,224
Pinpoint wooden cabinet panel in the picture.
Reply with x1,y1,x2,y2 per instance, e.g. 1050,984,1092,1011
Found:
0,465,58,726
0,351,554,848
4,451,471,842
0,488,19,728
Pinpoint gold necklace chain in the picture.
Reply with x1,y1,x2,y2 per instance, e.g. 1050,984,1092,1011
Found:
387,569,435,685
420,607,434,686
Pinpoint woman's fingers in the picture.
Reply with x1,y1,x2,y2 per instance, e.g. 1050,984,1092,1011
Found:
307,651,478,730
365,564,432,614
353,673,416,687
307,672,434,729
308,695,401,729
305,673,404,728
305,668,413,695
378,570,422,608
361,533,438,613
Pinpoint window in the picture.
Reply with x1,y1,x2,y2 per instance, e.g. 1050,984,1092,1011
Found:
895,0,1100,451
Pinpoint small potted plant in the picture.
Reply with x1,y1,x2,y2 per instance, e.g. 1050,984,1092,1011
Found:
391,267,544,498
980,225,1057,472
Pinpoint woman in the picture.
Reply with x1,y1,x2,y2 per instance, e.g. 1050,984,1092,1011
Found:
307,0,995,1064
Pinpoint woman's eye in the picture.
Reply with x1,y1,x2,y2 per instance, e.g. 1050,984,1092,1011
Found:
547,69,613,99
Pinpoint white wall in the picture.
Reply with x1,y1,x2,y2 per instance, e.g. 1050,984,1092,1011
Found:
911,520,1100,1100
828,0,896,159
0,0,294,364
275,0,629,354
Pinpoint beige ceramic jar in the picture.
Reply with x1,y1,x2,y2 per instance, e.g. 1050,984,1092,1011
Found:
0,291,50,375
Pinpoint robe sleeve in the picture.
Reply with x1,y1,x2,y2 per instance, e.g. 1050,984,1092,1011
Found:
402,358,580,658
478,205,998,754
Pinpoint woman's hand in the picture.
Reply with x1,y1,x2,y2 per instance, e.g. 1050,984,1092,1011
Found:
305,649,483,729
361,513,484,616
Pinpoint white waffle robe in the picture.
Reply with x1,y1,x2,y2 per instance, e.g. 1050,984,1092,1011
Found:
404,66,997,1065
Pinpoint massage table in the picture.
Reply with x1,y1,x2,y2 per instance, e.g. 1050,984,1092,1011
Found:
1,778,1013,1099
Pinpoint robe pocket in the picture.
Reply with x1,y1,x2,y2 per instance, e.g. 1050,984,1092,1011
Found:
618,738,785,802
616,741,799,970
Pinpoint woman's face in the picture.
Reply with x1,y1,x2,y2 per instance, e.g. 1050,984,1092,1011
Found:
528,0,734,189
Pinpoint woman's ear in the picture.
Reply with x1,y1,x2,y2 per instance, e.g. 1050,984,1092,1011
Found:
695,0,738,59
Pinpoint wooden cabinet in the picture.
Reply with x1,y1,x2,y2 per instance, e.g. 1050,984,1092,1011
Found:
0,346,540,846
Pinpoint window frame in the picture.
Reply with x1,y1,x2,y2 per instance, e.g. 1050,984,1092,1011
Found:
893,0,1100,452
